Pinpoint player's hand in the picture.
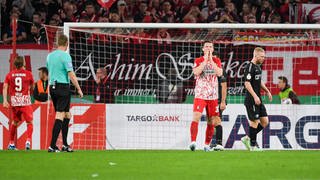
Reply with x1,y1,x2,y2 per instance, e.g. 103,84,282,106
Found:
203,50,208,61
220,101,226,111
267,91,272,102
209,50,212,61
254,96,261,105
78,89,84,98
3,101,9,108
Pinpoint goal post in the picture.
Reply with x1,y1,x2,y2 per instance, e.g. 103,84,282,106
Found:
55,23,320,150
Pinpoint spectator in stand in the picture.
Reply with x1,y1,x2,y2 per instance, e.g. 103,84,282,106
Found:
38,8,48,24
258,0,275,23
116,0,130,22
221,2,240,23
159,1,176,23
148,0,161,22
79,1,99,22
3,13,27,44
156,28,171,44
32,12,42,26
277,0,290,22
28,24,47,44
109,12,121,22
134,1,149,22
59,0,77,22
34,0,59,22
50,13,63,25
12,0,35,21
239,3,253,23
201,0,220,22
183,5,204,23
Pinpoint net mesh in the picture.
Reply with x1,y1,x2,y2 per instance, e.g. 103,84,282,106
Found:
43,25,320,150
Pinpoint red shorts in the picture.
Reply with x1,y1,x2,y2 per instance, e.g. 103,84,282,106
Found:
193,98,219,117
10,105,33,123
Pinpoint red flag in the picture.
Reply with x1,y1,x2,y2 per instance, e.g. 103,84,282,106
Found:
97,0,116,9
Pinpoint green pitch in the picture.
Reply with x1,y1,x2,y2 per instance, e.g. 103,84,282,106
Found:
0,150,319,180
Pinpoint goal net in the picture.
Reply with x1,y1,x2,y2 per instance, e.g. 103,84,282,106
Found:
44,23,320,150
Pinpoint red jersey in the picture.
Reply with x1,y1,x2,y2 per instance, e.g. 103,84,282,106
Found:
193,56,222,100
4,69,34,106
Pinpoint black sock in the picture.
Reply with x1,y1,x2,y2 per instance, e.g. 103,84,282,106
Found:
256,123,264,133
62,118,70,146
50,119,62,148
215,125,223,145
249,126,257,147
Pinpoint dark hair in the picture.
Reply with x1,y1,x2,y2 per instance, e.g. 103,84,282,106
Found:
202,40,213,47
14,56,25,69
278,76,288,85
33,12,41,17
57,34,68,46
38,67,48,75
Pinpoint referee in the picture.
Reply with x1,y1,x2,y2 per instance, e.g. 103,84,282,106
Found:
46,34,83,152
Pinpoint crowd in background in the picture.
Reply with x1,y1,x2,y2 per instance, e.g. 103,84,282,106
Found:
0,0,319,44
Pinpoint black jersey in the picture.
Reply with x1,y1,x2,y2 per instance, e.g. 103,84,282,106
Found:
244,62,262,105
218,69,227,103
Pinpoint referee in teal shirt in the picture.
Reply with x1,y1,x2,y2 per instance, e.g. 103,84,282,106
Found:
46,34,83,152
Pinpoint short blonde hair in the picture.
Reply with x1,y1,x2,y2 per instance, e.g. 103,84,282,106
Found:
57,34,68,47
253,47,265,56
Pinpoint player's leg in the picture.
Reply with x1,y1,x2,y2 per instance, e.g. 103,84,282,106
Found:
22,105,34,150
8,107,20,150
48,87,64,152
61,112,73,152
204,100,218,151
257,104,269,134
189,98,205,151
242,104,262,151
212,116,224,151
61,88,73,152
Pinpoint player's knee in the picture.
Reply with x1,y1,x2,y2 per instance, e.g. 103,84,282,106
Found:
249,120,259,128
192,112,202,122
12,121,19,126
214,118,221,126
65,112,72,119
55,112,65,120
260,118,269,127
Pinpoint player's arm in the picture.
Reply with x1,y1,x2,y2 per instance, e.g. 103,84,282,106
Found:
220,81,227,110
261,81,272,102
2,83,9,108
68,71,83,98
33,83,47,102
212,56,222,77
64,54,83,98
193,60,206,76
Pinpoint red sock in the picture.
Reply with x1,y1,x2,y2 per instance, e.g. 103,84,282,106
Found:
190,121,199,142
9,124,17,144
205,124,214,145
27,123,33,142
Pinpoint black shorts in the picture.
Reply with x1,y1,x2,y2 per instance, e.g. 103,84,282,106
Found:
245,103,268,121
50,83,71,112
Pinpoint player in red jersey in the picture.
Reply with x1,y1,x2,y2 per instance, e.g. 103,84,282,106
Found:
189,41,223,151
3,56,34,150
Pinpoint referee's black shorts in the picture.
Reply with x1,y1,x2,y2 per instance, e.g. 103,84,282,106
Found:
245,103,268,121
50,83,71,112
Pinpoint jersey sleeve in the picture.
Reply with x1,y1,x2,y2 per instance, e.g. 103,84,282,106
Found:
4,73,10,85
64,53,74,72
244,63,254,82
215,57,222,68
193,58,203,69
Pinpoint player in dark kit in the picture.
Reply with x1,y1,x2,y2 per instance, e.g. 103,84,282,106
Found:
210,69,227,151
241,47,272,151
